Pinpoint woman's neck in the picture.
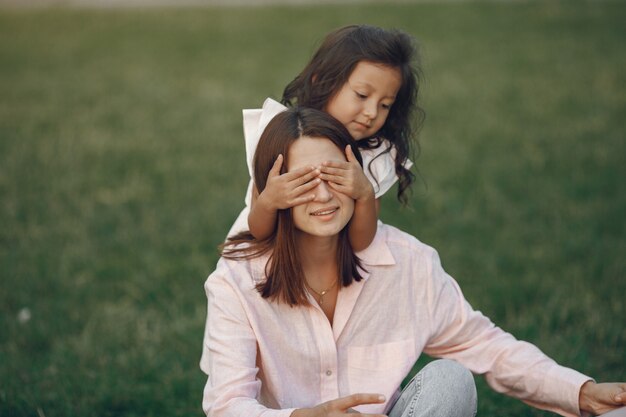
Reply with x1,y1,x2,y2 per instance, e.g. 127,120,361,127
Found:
296,233,339,288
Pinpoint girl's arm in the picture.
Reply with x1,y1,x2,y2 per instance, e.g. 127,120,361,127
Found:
320,146,378,252
248,184,279,240
248,154,320,240
348,194,378,252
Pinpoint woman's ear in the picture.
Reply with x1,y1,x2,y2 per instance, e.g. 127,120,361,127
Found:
311,74,317,83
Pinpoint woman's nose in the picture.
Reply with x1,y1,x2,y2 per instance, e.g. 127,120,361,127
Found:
313,180,333,203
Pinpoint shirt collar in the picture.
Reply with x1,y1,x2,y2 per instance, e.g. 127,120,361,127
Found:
247,228,396,283
355,227,396,280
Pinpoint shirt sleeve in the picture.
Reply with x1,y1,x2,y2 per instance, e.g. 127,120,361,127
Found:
361,140,413,199
421,248,592,417
201,259,296,417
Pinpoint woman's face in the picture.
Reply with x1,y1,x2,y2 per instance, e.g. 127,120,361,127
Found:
287,136,355,238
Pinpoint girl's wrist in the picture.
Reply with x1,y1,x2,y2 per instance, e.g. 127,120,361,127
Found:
257,191,278,212
355,187,375,203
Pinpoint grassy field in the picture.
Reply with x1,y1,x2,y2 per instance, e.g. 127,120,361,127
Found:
1,2,624,416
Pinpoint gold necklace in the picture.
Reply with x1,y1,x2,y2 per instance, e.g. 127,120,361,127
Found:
306,280,337,306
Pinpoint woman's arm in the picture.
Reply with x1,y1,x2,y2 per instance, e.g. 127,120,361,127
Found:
420,247,593,417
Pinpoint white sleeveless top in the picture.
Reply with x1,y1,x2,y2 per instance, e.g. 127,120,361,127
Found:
227,98,412,237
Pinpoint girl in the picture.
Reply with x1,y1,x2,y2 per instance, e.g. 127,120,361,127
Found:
228,25,422,252
202,107,626,417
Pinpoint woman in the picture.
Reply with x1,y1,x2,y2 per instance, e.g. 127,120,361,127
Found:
200,107,626,417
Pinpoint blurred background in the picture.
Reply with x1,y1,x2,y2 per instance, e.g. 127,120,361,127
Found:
1,1,624,416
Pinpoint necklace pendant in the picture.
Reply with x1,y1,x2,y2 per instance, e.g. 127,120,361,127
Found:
319,290,328,306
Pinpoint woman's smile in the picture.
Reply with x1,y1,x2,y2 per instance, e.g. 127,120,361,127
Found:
310,206,339,218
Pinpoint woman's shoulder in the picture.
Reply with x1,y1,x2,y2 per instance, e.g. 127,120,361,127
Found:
376,223,439,260
206,250,270,292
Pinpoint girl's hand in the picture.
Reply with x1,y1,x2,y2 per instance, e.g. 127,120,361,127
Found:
258,154,321,210
291,393,386,417
579,381,626,415
319,146,374,202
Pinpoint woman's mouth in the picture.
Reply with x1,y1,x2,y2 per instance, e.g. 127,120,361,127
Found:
310,207,339,217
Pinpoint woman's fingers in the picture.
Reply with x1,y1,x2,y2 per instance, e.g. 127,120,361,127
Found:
614,383,626,403
580,381,626,414
331,393,386,411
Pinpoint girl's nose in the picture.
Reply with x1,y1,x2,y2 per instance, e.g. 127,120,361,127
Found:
313,180,333,203
363,101,377,120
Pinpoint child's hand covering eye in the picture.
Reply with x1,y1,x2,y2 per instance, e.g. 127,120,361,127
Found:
319,145,374,202
257,154,321,210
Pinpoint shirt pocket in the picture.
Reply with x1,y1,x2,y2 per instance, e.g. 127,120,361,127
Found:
346,339,416,413
348,338,415,370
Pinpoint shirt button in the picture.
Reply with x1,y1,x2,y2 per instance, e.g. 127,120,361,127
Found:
326,370,332,376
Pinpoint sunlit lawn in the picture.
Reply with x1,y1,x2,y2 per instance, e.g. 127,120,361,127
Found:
1,2,624,416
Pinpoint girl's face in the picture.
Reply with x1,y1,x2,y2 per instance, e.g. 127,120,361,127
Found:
287,136,354,239
324,61,402,141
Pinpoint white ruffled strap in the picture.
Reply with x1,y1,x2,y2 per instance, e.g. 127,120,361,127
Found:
242,98,288,179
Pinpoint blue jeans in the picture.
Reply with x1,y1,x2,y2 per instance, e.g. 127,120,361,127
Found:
387,360,477,417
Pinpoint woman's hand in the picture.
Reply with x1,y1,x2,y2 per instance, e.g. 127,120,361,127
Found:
319,146,374,203
257,154,321,210
579,381,626,415
291,393,387,417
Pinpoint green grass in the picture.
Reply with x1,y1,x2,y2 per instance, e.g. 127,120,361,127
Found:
1,2,624,416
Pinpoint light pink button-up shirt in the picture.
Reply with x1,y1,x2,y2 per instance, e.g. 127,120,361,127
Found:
200,224,591,417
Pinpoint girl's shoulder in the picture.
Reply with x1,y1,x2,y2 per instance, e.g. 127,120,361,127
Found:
360,137,402,166
360,137,413,198
242,98,288,176
243,97,287,146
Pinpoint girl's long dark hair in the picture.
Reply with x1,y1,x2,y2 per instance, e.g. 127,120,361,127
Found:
282,24,425,204
222,107,364,306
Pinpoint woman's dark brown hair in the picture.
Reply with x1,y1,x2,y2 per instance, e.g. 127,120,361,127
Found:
222,107,364,306
282,24,424,204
